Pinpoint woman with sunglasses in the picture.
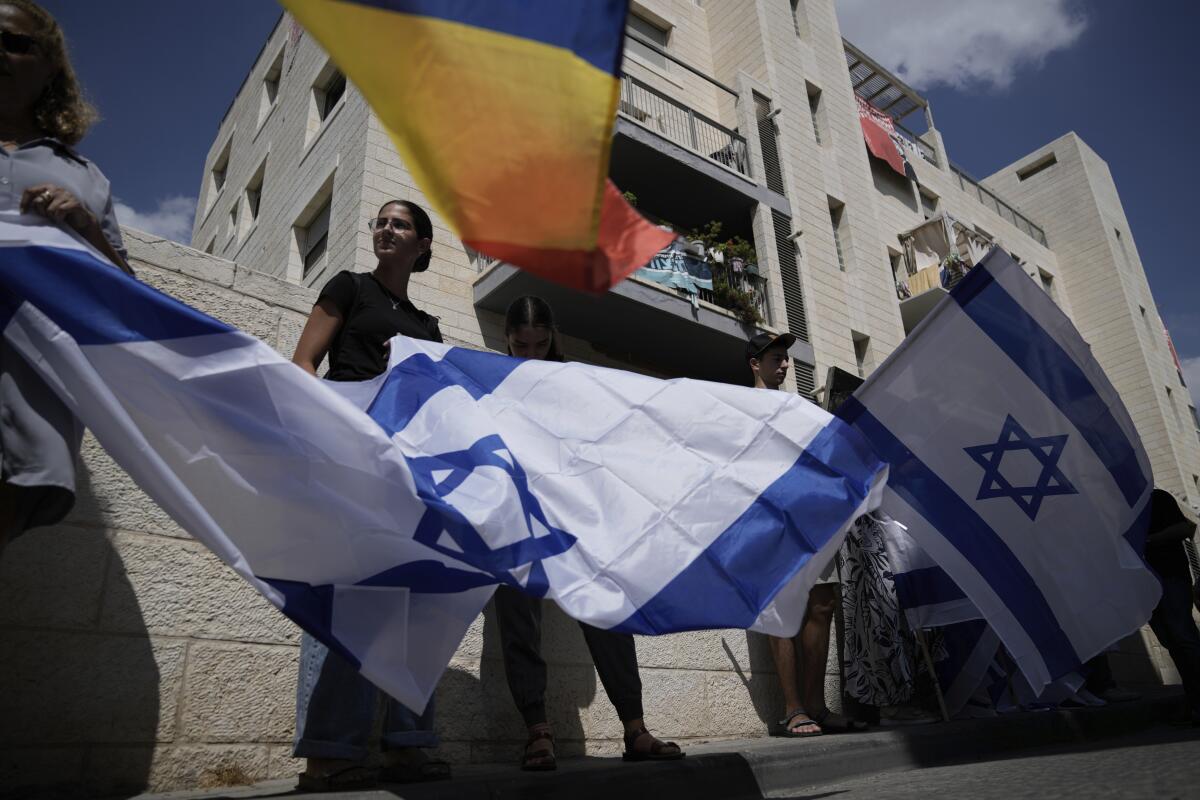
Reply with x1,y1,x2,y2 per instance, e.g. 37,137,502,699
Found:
289,199,450,790
0,1,134,552
495,296,684,771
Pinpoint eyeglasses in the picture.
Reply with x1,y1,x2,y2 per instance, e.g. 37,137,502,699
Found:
367,217,413,232
0,30,39,55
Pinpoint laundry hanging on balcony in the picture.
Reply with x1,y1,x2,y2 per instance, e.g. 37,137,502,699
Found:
282,0,674,293
855,96,911,178
634,238,713,309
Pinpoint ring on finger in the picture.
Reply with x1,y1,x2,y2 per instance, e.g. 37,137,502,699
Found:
39,191,52,204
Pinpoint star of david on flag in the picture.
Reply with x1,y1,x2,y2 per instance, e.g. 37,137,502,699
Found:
840,247,1160,695
964,415,1077,521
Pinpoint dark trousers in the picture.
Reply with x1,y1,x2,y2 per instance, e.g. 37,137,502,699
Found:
1149,572,1200,716
494,585,644,726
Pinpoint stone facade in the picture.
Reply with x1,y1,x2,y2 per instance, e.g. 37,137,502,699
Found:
4,1,1198,796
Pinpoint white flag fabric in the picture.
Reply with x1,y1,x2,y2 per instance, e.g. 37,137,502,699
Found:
838,248,1159,694
1,213,886,710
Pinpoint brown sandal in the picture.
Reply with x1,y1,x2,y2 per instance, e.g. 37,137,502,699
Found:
622,726,684,762
522,725,556,772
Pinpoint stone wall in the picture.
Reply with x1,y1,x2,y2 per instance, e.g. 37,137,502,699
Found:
0,229,797,796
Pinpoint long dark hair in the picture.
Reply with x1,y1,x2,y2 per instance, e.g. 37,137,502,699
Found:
504,296,565,362
379,199,433,272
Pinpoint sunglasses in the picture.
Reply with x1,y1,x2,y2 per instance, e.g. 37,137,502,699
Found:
367,217,413,232
0,30,39,55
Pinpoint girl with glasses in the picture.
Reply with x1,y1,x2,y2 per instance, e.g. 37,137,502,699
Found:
289,199,450,790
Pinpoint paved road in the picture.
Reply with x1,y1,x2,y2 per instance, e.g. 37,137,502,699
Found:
782,727,1200,800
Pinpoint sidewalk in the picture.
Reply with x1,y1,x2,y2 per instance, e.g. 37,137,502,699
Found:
132,688,1191,800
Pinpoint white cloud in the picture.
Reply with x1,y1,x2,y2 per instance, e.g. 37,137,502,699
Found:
113,195,197,244
1183,357,1200,411
835,0,1087,91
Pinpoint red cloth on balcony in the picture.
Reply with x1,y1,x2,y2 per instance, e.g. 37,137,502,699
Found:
856,96,907,177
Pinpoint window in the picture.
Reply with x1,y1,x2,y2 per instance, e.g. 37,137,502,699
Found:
206,137,232,212
919,188,939,219
1190,405,1200,443
1017,153,1057,181
1167,386,1182,427
889,250,903,281
204,237,215,255
1038,268,1055,299
319,70,346,120
241,158,267,238
829,200,847,271
228,199,239,240
626,12,669,69
806,83,824,145
790,0,810,38
258,48,284,128
852,333,870,378
1115,227,1133,271
301,198,331,277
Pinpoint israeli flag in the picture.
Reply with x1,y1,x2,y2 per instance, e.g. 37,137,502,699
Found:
0,213,886,710
839,248,1159,693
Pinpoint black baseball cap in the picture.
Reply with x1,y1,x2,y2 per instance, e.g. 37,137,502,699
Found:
745,332,797,362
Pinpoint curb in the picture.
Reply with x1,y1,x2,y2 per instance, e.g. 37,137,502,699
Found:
126,689,1187,800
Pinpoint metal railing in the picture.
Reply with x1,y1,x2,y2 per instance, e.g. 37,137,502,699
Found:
894,121,938,166
951,165,1048,246
619,73,751,177
694,266,770,323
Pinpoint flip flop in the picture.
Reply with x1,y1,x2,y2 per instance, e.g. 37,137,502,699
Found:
379,751,451,784
771,709,823,738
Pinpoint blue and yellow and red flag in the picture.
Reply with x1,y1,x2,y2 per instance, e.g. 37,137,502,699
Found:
281,0,674,292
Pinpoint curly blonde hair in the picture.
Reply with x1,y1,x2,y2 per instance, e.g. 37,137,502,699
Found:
4,0,98,145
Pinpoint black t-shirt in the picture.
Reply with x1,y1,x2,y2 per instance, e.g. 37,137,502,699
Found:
1145,489,1193,579
317,270,442,381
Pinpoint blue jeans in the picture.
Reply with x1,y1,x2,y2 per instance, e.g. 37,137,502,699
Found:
293,633,438,760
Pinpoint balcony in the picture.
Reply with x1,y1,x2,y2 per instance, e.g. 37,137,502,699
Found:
618,74,750,178
951,164,1048,246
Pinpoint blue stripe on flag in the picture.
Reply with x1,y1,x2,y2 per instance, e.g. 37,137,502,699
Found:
614,417,883,634
893,564,966,609
350,0,630,75
367,348,524,435
952,258,1146,508
839,396,1079,679
1,243,233,344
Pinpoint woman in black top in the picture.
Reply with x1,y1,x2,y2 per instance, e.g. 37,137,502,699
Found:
494,296,684,771
293,200,440,379
289,200,449,790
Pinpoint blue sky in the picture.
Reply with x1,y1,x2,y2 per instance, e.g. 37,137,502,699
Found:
40,0,1198,405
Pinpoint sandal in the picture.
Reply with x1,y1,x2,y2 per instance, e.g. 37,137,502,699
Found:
811,708,868,733
379,749,451,784
521,724,557,772
296,764,378,792
771,708,823,738
622,726,684,762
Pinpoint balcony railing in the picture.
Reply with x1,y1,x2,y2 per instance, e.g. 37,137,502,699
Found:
695,265,770,324
951,165,1048,246
895,121,938,166
618,73,751,178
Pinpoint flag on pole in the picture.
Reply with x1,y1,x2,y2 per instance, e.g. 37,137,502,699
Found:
280,0,675,293
2,213,885,710
838,248,1159,694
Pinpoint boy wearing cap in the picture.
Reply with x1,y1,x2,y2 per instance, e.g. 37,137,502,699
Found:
746,334,867,736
